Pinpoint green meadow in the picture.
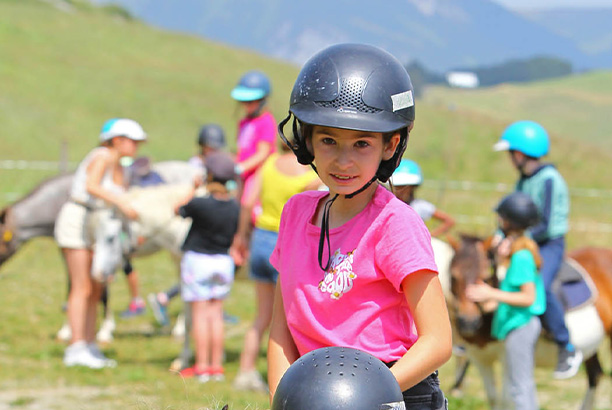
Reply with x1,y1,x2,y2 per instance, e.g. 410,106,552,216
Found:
1,0,611,409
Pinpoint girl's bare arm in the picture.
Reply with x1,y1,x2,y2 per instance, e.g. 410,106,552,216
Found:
390,270,453,391
267,278,300,404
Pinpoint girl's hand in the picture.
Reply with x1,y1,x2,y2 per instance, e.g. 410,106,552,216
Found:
193,174,204,189
466,281,494,302
229,234,249,266
118,202,139,220
497,237,512,258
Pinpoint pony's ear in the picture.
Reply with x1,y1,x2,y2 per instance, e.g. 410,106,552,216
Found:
221,405,228,410
446,234,460,251
0,208,6,225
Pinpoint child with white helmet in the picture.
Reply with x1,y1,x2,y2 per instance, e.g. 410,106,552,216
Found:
390,159,455,237
55,118,146,369
268,44,451,409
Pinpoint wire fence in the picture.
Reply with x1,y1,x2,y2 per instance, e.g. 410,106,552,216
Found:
2,159,611,232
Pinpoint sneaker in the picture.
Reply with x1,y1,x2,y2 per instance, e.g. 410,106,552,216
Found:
233,369,269,392
178,365,207,379
87,343,117,368
64,341,107,369
96,316,116,344
120,298,146,318
209,366,225,382
553,345,583,379
223,311,239,325
147,293,169,326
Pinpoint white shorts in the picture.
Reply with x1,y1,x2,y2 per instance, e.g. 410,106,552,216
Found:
180,251,234,302
54,202,96,249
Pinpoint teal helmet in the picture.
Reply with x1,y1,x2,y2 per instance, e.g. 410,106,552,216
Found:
494,120,549,158
390,159,422,186
231,71,271,102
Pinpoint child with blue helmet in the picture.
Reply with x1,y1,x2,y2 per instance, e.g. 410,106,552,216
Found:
390,159,455,237
494,120,582,379
231,71,277,213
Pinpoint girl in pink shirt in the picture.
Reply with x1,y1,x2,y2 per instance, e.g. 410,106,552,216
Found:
268,44,452,410
231,71,277,209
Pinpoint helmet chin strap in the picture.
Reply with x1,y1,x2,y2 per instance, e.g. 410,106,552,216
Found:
318,176,378,271
279,112,387,272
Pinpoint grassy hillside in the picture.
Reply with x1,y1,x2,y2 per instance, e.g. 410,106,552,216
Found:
1,1,611,409
424,71,612,150
0,0,299,160
1,0,610,242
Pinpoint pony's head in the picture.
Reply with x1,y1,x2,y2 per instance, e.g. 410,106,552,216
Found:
448,234,497,345
0,207,18,266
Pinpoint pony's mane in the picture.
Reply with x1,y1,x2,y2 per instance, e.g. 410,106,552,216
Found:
455,233,484,260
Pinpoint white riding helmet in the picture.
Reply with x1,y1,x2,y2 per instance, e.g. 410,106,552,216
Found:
99,118,147,143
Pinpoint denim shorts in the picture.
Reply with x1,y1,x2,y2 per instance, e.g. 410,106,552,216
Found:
249,228,279,284
385,364,448,410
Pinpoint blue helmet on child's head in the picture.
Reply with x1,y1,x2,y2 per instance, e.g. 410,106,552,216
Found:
279,43,415,184
272,346,406,410
390,159,422,186
494,120,549,158
231,70,271,102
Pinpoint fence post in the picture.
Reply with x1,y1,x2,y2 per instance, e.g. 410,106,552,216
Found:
59,140,68,173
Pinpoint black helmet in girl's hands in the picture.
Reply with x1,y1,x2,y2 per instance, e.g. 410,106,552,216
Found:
279,43,415,184
272,346,406,410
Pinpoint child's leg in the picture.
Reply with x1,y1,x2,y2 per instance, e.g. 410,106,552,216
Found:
208,299,225,370
85,279,104,342
191,300,209,371
64,248,93,343
239,281,275,372
503,317,541,410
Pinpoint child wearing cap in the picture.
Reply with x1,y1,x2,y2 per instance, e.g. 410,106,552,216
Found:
174,152,240,382
56,118,145,369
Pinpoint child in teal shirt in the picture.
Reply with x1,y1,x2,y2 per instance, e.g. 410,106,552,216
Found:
467,192,546,410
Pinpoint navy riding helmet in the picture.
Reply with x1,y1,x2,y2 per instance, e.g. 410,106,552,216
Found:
197,124,226,150
495,192,540,229
279,43,415,185
272,346,406,410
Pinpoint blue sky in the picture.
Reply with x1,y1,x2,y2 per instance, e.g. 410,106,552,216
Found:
493,0,612,10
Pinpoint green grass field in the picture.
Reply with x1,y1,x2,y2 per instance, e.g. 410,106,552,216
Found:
1,0,611,409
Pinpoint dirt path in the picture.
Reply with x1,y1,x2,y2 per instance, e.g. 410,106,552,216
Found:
0,386,134,410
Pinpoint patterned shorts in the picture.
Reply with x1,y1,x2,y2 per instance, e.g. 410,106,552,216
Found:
180,251,234,302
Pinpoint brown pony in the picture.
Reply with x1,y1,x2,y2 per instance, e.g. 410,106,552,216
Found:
448,234,612,410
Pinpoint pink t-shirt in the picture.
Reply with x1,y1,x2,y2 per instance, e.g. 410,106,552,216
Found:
270,185,438,363
236,111,277,181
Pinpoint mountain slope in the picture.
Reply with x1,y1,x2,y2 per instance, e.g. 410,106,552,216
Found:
92,0,594,71
522,8,612,68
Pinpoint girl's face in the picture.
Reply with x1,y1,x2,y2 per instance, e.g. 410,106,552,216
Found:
309,126,399,196
113,136,140,158
241,100,261,117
